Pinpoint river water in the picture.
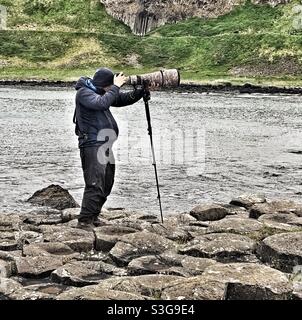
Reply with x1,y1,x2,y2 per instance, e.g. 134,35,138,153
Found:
1,86,302,215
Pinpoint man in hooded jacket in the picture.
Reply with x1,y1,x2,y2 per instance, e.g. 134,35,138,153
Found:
74,68,145,229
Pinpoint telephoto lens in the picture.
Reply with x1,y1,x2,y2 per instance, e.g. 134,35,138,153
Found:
126,69,180,89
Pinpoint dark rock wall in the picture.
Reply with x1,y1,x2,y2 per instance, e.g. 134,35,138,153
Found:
100,0,291,35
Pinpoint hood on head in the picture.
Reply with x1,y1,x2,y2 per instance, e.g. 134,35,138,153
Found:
92,67,114,88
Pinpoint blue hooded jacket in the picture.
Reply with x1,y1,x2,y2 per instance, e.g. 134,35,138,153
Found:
74,77,144,148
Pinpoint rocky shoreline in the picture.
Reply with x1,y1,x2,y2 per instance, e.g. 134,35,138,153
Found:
1,185,302,300
0,80,302,95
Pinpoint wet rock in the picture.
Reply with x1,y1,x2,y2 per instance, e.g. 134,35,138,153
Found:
190,204,228,221
57,286,148,300
15,255,64,278
202,263,292,300
143,223,193,242
0,232,18,251
249,200,302,219
95,225,138,252
109,231,175,266
230,193,266,209
24,283,69,296
51,261,110,287
96,274,182,298
27,184,79,210
162,277,226,300
258,213,302,231
23,242,79,262
207,217,263,234
41,225,95,252
178,233,257,263
257,232,302,273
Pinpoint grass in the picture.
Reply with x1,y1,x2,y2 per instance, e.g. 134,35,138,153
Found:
0,0,302,86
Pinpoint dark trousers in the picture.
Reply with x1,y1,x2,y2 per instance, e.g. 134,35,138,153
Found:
78,146,115,222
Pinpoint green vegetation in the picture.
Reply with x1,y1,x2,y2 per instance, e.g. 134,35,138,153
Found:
0,0,302,86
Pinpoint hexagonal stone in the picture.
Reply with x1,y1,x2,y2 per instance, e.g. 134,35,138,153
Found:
230,193,266,209
0,232,18,251
181,225,208,238
0,259,12,278
173,212,198,225
109,231,175,266
22,214,62,226
41,225,95,252
15,255,64,277
190,204,228,221
0,215,21,232
249,200,302,219
24,283,69,296
161,277,226,300
14,231,43,246
178,233,257,263
51,261,110,287
180,256,218,276
96,274,183,298
127,255,190,277
0,278,53,300
258,213,302,231
257,232,302,273
202,263,292,300
95,225,138,252
57,287,148,300
101,209,131,221
23,242,79,262
207,217,263,234
143,223,192,242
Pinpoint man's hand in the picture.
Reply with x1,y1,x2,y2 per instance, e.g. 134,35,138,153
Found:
114,72,127,88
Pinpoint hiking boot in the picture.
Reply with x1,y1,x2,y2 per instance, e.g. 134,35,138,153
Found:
76,221,95,231
93,217,105,227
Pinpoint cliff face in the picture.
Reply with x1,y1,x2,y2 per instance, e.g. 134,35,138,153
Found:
100,0,291,35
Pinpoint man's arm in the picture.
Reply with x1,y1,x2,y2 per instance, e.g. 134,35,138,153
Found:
78,85,120,111
112,88,145,107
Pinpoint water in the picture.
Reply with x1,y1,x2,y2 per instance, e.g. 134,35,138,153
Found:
1,86,302,215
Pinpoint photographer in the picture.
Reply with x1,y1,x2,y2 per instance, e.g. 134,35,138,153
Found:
73,67,146,230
